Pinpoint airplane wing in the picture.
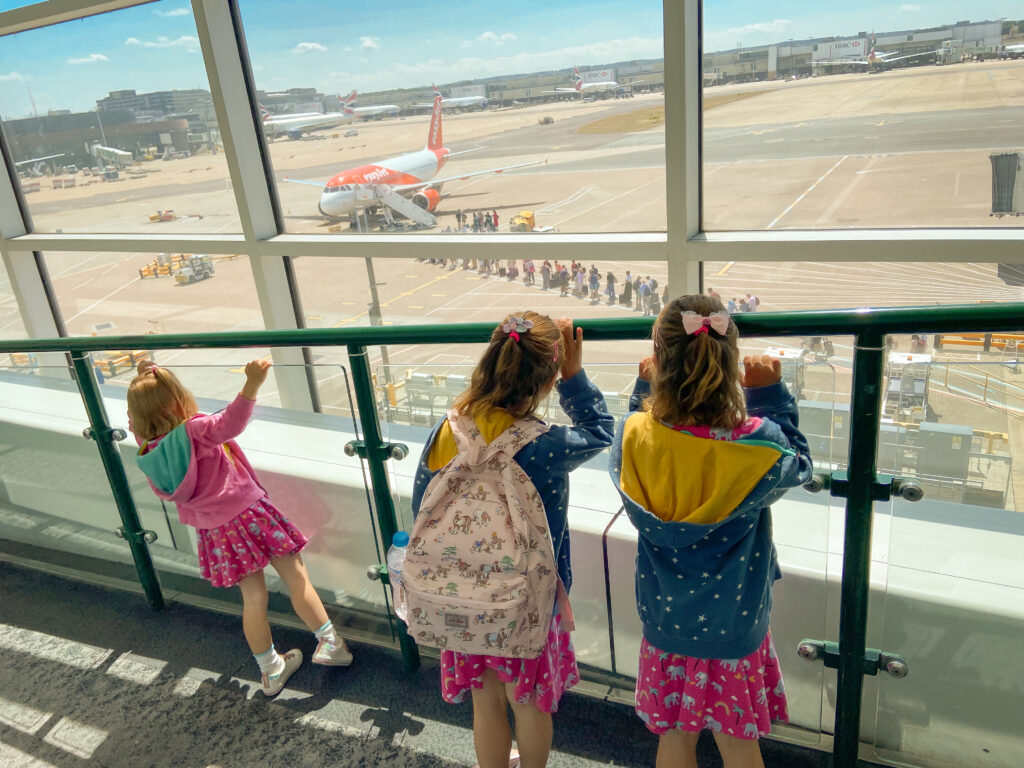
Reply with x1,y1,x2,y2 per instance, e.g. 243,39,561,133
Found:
541,87,577,94
877,49,941,63
281,177,325,187
614,79,644,89
15,153,66,165
393,159,546,192
813,58,871,66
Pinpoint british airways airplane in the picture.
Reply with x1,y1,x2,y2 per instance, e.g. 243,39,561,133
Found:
414,85,488,110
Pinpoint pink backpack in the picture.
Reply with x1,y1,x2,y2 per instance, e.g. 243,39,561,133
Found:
401,411,557,657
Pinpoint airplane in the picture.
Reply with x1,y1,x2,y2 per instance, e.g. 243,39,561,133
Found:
283,93,542,221
544,66,642,97
259,104,354,140
413,85,488,110
338,90,401,120
1002,42,1024,58
813,37,942,71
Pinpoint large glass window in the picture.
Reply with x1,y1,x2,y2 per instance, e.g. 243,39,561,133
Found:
239,0,665,235
0,1,239,234
44,250,268,400
701,8,1024,230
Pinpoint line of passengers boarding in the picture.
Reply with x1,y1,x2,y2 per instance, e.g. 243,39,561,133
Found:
127,359,353,698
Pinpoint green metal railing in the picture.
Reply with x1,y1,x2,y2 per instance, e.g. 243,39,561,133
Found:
1,302,1022,768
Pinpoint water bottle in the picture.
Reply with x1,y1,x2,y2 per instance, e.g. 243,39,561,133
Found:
386,531,409,622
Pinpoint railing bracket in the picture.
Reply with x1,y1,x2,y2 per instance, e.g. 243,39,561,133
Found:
803,471,923,503
83,426,128,442
115,526,158,544
344,440,409,461
797,639,909,678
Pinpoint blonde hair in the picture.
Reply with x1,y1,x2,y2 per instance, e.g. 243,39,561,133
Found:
127,367,198,441
454,311,562,419
647,294,746,430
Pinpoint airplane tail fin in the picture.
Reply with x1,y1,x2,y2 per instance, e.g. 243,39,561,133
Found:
432,84,442,99
259,104,271,122
426,93,443,150
340,90,357,116
574,66,583,92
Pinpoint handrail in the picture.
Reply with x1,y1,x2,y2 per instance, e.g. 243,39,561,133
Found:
2,302,1023,768
0,302,1021,353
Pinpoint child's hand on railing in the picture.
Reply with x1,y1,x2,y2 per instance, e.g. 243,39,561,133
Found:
742,355,782,388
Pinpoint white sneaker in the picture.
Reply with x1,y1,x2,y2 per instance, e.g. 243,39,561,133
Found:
261,648,302,696
312,636,353,667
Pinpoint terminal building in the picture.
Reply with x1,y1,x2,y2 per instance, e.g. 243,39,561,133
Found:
704,19,1004,84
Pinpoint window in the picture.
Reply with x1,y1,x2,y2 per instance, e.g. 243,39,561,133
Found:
239,0,666,235
0,1,239,234
701,7,1024,230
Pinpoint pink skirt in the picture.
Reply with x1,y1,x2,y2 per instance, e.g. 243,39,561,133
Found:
439,612,579,713
196,497,308,588
635,631,788,739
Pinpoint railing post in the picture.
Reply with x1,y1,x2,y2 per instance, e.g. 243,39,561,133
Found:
833,331,885,768
70,352,164,610
346,344,421,672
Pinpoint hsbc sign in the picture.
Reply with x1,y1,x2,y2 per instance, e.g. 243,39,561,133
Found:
812,38,867,60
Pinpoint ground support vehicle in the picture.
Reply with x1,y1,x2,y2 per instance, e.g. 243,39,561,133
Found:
173,255,215,284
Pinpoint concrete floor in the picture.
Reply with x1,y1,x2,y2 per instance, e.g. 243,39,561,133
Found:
0,559,877,768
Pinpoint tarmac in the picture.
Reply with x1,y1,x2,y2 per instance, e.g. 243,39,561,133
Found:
0,559,873,768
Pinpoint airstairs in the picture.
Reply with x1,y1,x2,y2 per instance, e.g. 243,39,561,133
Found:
354,183,437,228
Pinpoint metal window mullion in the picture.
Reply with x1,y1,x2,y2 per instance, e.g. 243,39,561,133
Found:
192,0,313,411
0,110,67,366
665,0,701,296
0,0,151,38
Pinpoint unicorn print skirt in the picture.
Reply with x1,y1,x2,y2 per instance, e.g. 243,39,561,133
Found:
196,496,308,588
635,631,788,739
440,612,578,714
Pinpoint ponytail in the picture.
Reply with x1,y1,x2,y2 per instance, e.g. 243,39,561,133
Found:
454,312,561,419
127,366,199,441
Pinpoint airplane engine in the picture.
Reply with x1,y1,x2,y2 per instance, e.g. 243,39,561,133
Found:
411,188,441,211
287,129,304,140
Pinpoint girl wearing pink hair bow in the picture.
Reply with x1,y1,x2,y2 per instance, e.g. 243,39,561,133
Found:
609,294,813,768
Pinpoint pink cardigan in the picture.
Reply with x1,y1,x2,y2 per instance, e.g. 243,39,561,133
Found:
135,395,266,530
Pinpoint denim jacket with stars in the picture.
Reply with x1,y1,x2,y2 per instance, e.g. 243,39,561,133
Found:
609,378,812,660
411,369,614,594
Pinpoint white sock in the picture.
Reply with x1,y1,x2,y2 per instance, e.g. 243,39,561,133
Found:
254,645,284,677
314,621,337,645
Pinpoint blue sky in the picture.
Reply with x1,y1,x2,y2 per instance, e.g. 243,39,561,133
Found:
0,0,1019,117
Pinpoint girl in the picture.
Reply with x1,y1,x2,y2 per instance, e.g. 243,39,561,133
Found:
609,295,812,768
127,360,353,697
411,313,614,768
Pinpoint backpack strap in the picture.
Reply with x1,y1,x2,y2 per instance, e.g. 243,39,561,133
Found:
446,410,489,463
486,417,550,459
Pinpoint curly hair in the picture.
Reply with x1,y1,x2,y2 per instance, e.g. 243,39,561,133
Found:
453,311,562,419
647,294,747,430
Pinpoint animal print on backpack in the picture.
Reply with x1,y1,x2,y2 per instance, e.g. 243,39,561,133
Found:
401,410,557,658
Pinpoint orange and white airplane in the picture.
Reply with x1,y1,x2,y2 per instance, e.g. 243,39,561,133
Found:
285,94,542,220
338,90,401,119
545,66,641,96
259,104,354,140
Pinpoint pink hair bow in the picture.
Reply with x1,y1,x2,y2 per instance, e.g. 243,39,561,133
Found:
681,310,730,336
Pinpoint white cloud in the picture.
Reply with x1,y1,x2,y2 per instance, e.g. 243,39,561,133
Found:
294,42,327,53
900,4,923,11
0,71,25,81
124,35,199,52
466,31,518,47
156,6,190,16
343,46,353,52
359,36,380,50
704,19,791,51
67,53,109,65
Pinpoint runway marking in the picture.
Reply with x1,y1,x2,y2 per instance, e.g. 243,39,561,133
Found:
715,262,734,276
551,176,665,229
539,186,593,214
65,275,141,324
408,305,424,309
431,293,447,297
766,155,847,229
332,267,462,328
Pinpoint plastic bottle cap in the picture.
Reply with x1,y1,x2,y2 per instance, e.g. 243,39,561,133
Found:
392,531,410,547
